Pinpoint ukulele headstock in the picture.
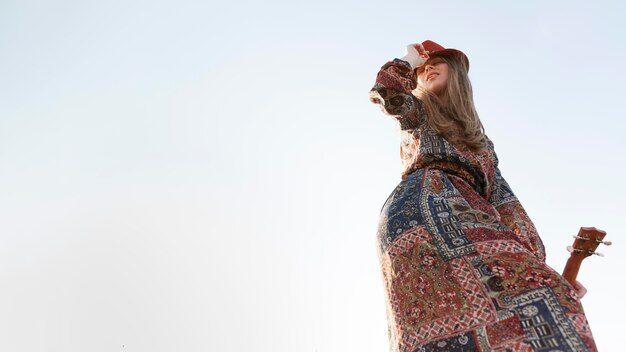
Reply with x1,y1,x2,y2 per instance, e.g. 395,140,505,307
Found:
562,226,610,287
566,227,610,259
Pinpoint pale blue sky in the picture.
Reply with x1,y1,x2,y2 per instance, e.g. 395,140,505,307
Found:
1,0,625,351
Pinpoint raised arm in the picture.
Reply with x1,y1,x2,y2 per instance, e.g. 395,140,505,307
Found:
368,44,429,130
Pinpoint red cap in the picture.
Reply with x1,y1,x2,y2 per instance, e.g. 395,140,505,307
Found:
421,40,469,71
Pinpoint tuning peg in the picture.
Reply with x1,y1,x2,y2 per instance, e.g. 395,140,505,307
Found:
567,245,582,253
573,235,589,241
598,239,612,246
590,251,605,257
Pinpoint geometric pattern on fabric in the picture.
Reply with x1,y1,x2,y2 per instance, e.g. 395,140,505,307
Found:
568,313,597,350
403,257,495,345
495,201,546,260
463,228,516,244
419,169,476,260
473,240,530,257
377,170,428,253
492,341,534,352
380,227,496,351
420,170,477,261
378,168,484,261
511,288,588,351
485,315,525,348
385,226,431,258
417,130,489,197
422,192,477,261
471,251,581,314
568,313,590,333
488,167,518,207
416,330,481,351
447,174,500,220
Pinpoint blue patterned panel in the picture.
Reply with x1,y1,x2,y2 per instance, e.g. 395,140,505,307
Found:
511,288,587,352
377,170,427,251
417,331,480,352
421,177,476,261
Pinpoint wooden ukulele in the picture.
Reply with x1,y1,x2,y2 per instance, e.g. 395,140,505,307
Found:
562,227,611,286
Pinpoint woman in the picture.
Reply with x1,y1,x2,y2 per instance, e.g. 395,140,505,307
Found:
369,40,597,352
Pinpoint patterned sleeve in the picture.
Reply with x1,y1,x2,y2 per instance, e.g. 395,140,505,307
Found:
369,59,426,130
489,167,547,261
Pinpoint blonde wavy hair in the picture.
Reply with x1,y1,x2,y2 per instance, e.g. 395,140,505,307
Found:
412,55,487,152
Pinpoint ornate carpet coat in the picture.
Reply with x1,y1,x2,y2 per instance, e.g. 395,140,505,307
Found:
369,59,597,352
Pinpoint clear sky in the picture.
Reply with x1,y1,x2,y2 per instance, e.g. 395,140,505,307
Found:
1,0,625,351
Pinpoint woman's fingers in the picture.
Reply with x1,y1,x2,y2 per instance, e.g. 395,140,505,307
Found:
574,280,588,299
414,43,429,59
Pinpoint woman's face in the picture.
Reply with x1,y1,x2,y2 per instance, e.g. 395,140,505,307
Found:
417,57,449,96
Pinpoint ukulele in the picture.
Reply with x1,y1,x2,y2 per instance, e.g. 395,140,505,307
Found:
562,227,611,287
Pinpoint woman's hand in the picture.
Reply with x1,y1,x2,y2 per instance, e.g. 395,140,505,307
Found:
573,280,587,299
411,43,430,62
402,43,430,69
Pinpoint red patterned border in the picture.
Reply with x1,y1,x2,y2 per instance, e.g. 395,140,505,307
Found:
473,240,529,256
387,227,431,257
401,256,496,347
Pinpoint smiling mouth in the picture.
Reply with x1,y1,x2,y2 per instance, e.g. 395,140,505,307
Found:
426,73,438,81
